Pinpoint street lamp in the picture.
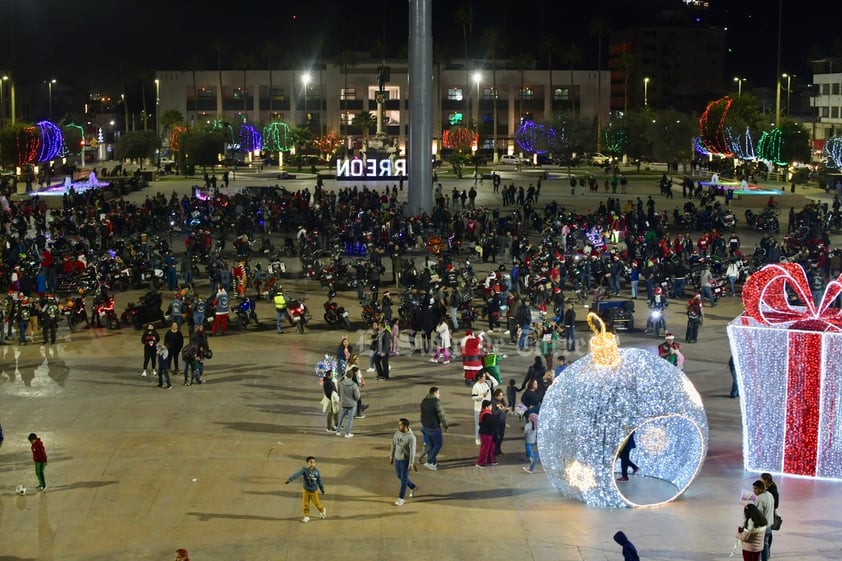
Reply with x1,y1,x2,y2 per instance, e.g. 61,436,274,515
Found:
45,79,56,121
644,77,650,107
302,72,311,130
155,79,160,139
0,75,7,127
733,77,746,98
473,71,481,130
783,73,792,116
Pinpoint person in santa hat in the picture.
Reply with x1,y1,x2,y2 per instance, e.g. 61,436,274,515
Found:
460,330,483,385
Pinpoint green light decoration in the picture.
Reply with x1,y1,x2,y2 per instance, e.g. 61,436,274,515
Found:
263,121,292,152
604,127,628,154
756,128,787,167
205,119,234,142
62,123,85,157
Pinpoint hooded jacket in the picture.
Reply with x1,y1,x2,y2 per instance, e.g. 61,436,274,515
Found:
612,531,640,561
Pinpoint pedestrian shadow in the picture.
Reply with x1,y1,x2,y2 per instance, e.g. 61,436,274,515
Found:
50,480,119,491
185,511,285,522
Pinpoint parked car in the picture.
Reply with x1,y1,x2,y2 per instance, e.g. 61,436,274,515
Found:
499,154,530,166
589,152,612,166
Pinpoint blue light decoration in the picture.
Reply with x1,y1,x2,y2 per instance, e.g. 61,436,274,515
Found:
314,354,338,378
238,124,262,154
725,126,756,161
824,136,842,169
515,120,554,155
693,136,712,157
539,314,709,508
36,121,63,163
585,226,606,250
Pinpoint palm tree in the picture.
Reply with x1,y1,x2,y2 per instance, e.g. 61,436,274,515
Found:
333,49,357,147
455,4,473,122
482,26,503,162
211,38,227,117
185,54,203,126
540,34,558,120
354,111,375,148
588,17,611,150
262,41,280,117
615,50,637,114
563,44,583,116
510,53,535,129
235,52,255,119
433,44,451,140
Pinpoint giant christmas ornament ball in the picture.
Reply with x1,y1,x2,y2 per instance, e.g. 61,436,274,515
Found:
538,314,709,508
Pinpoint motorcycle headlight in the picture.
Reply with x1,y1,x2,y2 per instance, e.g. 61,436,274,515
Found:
651,310,661,318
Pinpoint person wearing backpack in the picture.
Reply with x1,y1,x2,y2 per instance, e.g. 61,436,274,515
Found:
40,294,60,345
16,294,33,345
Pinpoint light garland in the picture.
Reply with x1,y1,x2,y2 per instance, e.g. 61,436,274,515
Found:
37,121,63,162
514,120,554,155
757,128,786,166
698,96,733,157
262,121,292,153
238,124,262,153
726,126,756,161
728,263,842,479
16,126,39,166
539,312,709,508
824,136,842,168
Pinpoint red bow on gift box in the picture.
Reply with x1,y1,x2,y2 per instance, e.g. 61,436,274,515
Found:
743,263,842,332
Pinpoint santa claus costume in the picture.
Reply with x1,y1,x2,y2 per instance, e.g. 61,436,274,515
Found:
460,330,484,385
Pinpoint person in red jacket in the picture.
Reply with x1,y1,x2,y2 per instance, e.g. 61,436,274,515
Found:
28,433,48,491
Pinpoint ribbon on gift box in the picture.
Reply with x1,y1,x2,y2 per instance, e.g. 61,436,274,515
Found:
741,263,842,475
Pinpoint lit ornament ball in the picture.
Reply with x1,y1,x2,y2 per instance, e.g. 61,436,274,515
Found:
538,314,709,508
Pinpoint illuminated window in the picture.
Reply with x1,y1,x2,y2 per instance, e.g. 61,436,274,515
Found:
197,88,215,98
448,112,464,125
482,87,498,100
520,88,534,100
448,88,463,101
554,88,569,101
341,88,356,100
233,88,249,99
341,112,355,125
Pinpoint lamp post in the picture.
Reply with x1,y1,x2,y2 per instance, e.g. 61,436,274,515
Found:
0,75,7,127
45,78,56,121
155,79,160,139
473,71,481,133
644,77,650,107
302,72,311,131
783,73,792,116
733,77,746,98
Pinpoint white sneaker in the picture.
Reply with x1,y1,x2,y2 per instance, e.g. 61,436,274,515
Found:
366,367,376,373
424,463,438,471
152,370,157,377
141,370,147,377
319,508,327,519
443,360,451,365
429,358,438,363
475,439,481,445
302,516,310,523
394,498,405,506
345,433,354,438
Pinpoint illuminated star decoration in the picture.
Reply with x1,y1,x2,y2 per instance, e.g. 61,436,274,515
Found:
728,263,842,479
539,313,709,508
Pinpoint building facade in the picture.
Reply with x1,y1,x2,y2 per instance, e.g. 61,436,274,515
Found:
809,59,842,155
156,58,610,157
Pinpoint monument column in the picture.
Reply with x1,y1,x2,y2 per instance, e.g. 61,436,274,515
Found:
408,0,433,215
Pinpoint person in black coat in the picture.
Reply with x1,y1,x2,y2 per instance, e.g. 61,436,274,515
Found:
613,531,640,561
164,322,185,374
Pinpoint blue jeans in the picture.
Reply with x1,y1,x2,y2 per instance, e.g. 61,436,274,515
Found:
761,529,772,561
275,308,289,332
423,427,443,466
393,459,416,499
565,325,576,351
611,274,621,294
727,275,737,296
449,306,459,330
631,280,639,299
336,405,356,435
673,278,686,299
525,443,540,471
701,285,715,306
518,324,530,351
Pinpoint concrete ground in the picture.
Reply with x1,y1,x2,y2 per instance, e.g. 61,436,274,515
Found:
1,164,841,561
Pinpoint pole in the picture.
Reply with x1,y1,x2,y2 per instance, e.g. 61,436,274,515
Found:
775,79,781,127
408,0,433,215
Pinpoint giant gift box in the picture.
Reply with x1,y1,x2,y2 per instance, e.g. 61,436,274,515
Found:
727,263,842,479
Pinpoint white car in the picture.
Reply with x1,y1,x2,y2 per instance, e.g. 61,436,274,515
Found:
499,154,530,166
589,152,612,166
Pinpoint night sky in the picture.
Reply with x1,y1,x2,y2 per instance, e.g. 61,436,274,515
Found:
1,0,833,93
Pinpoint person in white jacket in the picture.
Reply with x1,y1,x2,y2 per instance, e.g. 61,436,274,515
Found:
726,260,743,297
430,317,452,364
471,371,497,445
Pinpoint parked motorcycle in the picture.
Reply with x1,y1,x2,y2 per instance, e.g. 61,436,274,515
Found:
121,291,165,330
288,298,310,334
323,298,352,330
235,296,260,330
91,295,120,330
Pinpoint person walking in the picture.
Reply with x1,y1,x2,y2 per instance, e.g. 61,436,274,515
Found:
737,503,768,561
211,286,230,336
419,386,449,470
322,372,339,432
430,316,452,364
284,456,327,523
616,430,639,482
613,531,641,561
140,324,160,377
475,400,497,467
562,302,576,352
522,412,541,473
375,321,391,380
389,418,418,506
273,286,290,334
335,370,360,438
28,433,48,491
685,294,703,343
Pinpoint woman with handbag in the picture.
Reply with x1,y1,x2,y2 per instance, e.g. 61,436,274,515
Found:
736,503,768,561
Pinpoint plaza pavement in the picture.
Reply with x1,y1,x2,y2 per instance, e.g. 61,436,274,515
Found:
1,164,841,561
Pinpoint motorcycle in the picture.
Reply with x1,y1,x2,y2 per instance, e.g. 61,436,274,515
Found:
235,296,260,330
91,295,120,330
645,308,667,337
458,296,477,330
288,298,311,334
323,299,352,330
361,299,382,328
63,293,89,331
121,291,165,330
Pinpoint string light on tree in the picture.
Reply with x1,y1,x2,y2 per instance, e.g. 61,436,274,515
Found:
36,121,63,162
698,96,734,156
238,124,262,154
823,136,842,169
17,126,40,166
538,314,709,508
756,128,786,167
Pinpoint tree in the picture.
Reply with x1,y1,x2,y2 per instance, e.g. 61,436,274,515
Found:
289,127,314,171
562,44,583,116
262,41,280,116
615,50,637,114
115,130,160,169
510,53,535,128
539,34,558,120
180,129,227,173
160,110,185,144
235,52,256,117
543,112,594,175
588,17,611,150
333,49,357,146
482,26,503,161
455,4,473,122
353,112,375,147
